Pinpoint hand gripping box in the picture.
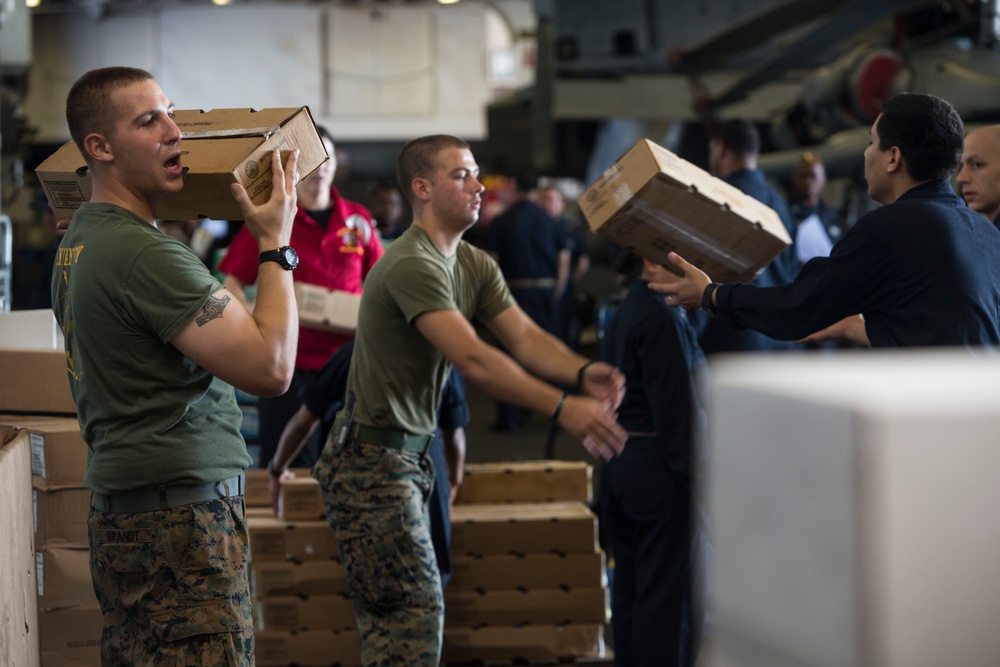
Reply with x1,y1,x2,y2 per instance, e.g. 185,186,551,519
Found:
36,107,327,221
579,138,791,283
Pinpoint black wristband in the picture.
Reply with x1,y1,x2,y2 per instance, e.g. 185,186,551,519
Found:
551,390,570,424
576,360,596,392
701,282,721,314
266,457,284,479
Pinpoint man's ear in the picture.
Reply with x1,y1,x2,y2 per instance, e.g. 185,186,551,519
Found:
411,177,432,203
83,133,114,164
885,146,903,174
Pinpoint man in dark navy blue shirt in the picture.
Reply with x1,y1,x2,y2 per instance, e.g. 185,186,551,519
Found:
698,119,799,354
956,124,1000,231
267,340,469,586
652,92,1000,349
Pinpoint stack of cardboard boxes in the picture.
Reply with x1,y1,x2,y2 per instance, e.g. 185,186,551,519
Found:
444,460,607,664
245,470,363,667
0,310,100,667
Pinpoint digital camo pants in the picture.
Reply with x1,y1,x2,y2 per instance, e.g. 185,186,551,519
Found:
88,496,254,666
313,438,442,667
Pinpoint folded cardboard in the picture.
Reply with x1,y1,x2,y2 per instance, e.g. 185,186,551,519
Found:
34,487,90,549
579,138,792,283
0,416,87,490
252,559,348,598
36,107,327,222
37,605,102,667
443,624,605,663
0,349,76,415
450,501,598,557
445,586,608,627
36,546,97,612
294,283,361,334
255,629,362,667
0,309,64,350
0,429,41,667
450,550,606,591
248,517,339,562
455,459,592,504
278,476,324,521
257,593,357,632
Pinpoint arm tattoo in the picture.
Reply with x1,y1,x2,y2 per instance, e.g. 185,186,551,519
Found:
196,294,231,327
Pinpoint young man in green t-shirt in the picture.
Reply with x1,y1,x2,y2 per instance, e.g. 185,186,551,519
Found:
52,66,301,664
304,134,628,665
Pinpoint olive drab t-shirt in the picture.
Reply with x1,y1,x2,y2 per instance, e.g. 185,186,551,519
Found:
346,224,515,435
52,202,250,495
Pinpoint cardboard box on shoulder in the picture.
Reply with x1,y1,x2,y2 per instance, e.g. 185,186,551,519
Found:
248,517,338,562
0,349,76,415
0,429,41,667
450,502,598,557
455,460,592,504
293,283,360,334
443,624,605,664
579,138,791,283
36,107,327,222
255,629,361,667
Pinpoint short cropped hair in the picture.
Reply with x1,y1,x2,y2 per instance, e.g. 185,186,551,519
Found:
877,92,964,182
713,118,760,158
396,134,470,205
66,67,154,162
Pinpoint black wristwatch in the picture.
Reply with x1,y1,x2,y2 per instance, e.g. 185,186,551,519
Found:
701,282,721,314
259,246,299,271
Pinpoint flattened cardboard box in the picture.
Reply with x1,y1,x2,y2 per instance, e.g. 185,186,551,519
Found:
450,550,606,591
258,593,357,632
252,559,348,598
294,283,360,334
443,624,604,663
38,604,102,667
0,429,41,667
456,459,592,504
444,586,609,627
580,138,791,283
248,517,339,562
255,629,361,667
0,349,76,415
34,487,90,549
450,501,598,557
36,107,327,221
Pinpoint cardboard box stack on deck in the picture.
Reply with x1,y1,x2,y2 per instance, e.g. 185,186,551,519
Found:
246,470,361,667
0,310,100,667
579,138,792,283
444,460,607,664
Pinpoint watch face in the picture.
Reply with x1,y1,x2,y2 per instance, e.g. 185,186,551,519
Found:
282,247,299,269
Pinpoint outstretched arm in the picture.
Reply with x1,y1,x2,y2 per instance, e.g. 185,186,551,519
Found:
646,252,714,311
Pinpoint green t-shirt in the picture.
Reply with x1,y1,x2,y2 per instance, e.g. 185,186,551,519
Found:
347,225,515,434
52,202,250,495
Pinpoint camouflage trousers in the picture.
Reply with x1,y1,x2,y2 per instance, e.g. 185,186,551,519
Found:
87,496,254,666
313,437,443,667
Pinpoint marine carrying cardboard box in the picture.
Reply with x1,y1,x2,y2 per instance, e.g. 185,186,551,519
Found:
36,107,327,222
579,138,791,283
